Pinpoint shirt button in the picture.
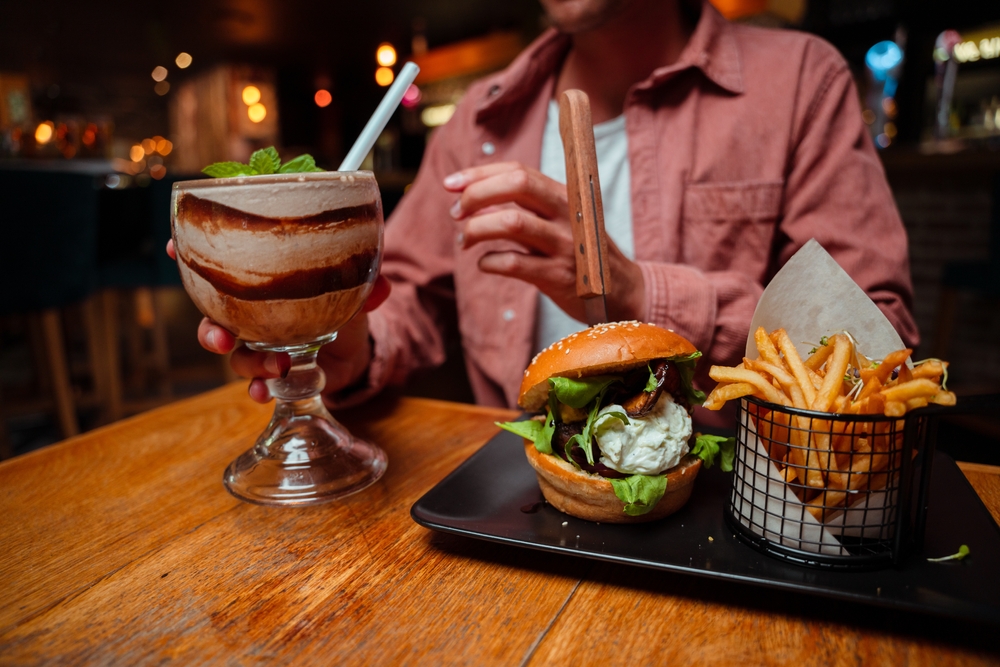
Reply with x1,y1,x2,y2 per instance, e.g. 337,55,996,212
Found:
488,84,501,97
502,309,515,321
481,141,495,156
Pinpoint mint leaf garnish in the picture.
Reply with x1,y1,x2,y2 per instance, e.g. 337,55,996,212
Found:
279,154,323,173
610,474,667,516
202,161,256,178
249,146,281,175
927,544,970,562
202,146,324,178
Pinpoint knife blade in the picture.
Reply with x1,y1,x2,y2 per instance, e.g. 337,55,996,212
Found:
559,89,610,324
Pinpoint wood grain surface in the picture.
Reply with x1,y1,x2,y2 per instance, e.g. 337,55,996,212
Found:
1,383,998,665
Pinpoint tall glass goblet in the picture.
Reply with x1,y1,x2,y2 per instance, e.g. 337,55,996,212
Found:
170,172,387,506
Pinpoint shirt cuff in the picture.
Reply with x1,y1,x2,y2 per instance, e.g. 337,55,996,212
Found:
638,261,717,352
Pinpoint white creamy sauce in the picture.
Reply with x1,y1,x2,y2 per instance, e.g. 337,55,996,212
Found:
594,393,692,475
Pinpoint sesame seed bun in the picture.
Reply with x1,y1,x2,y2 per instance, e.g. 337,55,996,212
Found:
515,321,703,523
518,321,698,411
524,442,702,523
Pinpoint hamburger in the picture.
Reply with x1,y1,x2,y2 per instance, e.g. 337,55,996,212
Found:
498,321,733,523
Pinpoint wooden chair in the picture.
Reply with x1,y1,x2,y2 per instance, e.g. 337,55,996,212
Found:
0,169,103,454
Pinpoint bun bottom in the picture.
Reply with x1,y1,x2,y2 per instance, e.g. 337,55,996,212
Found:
523,442,701,523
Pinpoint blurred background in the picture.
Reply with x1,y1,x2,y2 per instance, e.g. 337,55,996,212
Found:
1,0,998,461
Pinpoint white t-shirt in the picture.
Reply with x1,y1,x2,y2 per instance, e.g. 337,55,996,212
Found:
534,99,634,353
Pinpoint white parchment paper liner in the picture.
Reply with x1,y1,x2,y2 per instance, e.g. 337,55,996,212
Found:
734,239,906,553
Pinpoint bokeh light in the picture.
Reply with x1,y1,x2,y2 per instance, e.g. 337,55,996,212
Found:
130,144,145,162
151,66,168,82
377,43,397,67
314,89,332,107
141,138,157,155
82,124,97,146
421,104,456,127
175,52,193,68
150,164,167,180
156,138,173,155
34,121,54,144
242,85,261,105
375,67,394,87
154,81,170,95
881,97,897,118
248,103,267,123
401,84,422,109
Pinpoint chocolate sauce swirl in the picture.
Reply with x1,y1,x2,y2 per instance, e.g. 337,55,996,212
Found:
183,249,379,301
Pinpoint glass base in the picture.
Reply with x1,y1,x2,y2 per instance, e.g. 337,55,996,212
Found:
224,406,387,506
223,337,386,507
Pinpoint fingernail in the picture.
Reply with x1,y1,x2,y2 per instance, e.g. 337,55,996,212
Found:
456,232,465,246
264,353,280,376
444,172,465,188
450,200,462,219
278,354,292,379
206,330,217,350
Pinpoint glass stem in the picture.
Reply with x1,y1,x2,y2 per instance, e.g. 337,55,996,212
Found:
266,344,328,414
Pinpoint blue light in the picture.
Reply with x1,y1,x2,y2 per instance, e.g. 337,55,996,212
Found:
866,41,903,81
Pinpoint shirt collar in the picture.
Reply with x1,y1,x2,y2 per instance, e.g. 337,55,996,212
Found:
476,0,743,124
651,1,744,95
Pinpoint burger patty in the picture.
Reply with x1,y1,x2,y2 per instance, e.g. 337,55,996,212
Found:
552,360,688,479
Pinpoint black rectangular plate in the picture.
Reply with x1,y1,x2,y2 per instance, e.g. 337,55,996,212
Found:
411,429,1000,625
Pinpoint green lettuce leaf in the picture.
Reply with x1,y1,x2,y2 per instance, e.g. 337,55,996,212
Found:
564,384,620,466
691,434,735,472
610,474,667,516
549,375,620,409
644,363,659,392
595,409,629,433
496,413,555,455
669,351,706,407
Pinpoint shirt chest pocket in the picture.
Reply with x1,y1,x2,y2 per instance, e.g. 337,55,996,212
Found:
681,181,783,271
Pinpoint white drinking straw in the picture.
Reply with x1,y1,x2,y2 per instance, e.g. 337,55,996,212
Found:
339,61,420,171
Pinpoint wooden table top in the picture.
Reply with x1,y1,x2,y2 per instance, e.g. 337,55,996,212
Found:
2,383,999,665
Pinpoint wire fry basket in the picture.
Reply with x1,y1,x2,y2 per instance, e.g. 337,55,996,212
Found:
725,396,936,570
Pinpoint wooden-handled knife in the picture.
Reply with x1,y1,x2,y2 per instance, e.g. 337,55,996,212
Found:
559,89,610,325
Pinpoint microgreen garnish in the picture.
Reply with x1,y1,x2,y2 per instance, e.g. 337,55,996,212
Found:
927,544,969,562
913,358,950,390
202,146,324,178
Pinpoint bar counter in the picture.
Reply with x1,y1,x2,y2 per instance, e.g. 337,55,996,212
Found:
1,383,998,664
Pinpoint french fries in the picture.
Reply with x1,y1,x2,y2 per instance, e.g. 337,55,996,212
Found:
707,327,956,520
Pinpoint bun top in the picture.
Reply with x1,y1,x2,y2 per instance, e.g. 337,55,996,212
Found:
518,321,698,410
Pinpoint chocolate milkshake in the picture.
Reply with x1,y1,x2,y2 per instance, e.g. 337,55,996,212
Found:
171,172,383,346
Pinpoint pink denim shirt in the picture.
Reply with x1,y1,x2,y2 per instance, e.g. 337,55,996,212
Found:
357,2,918,411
